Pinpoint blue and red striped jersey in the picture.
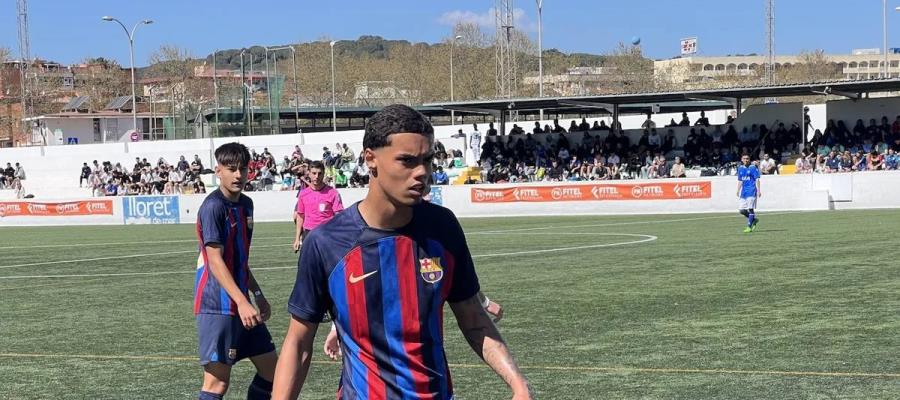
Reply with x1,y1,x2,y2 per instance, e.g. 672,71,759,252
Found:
194,189,254,315
289,202,480,400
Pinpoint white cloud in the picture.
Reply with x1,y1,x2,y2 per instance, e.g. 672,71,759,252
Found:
438,8,535,32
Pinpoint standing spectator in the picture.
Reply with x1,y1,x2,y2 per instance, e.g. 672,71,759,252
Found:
80,163,92,188
679,112,691,126
486,122,498,136
695,111,710,127
15,163,25,181
469,124,482,164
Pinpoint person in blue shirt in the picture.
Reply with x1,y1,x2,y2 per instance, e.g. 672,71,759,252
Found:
194,142,276,400
737,154,762,233
432,166,449,185
272,104,531,400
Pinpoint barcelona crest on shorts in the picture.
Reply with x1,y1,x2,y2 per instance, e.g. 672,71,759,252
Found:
419,257,444,284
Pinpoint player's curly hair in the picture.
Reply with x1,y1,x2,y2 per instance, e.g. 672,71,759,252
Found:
363,104,434,150
214,142,251,168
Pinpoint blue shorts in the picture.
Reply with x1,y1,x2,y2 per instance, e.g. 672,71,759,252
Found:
196,313,275,366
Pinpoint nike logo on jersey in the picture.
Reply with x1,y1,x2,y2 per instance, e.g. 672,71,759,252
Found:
349,270,378,284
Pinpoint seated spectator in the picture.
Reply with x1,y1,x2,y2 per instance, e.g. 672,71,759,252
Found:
432,166,449,185
795,152,814,174
670,157,686,178
759,154,777,175
578,118,590,131
532,121,544,134
679,112,690,126
885,148,900,170
867,150,884,170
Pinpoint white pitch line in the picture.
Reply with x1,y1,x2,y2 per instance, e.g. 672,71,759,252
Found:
472,233,657,258
467,211,798,235
0,266,296,280
0,244,291,270
0,236,294,250
0,234,655,280
0,211,791,272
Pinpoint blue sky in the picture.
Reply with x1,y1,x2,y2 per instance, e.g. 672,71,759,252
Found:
2,0,899,66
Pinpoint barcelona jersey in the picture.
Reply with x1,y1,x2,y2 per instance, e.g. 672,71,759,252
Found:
194,189,254,315
289,202,480,400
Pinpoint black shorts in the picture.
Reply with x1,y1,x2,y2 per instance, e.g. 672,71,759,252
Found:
196,314,275,366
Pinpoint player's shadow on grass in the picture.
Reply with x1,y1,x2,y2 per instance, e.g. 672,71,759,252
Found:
752,229,787,233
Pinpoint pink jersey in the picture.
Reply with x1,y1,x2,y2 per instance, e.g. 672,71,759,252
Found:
295,185,344,230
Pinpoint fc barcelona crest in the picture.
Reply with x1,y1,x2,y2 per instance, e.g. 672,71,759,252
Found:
419,257,444,283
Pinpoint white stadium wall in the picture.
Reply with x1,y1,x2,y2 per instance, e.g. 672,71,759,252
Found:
4,173,900,227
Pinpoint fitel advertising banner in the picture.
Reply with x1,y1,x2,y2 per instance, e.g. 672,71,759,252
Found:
0,200,113,216
123,196,180,224
471,182,712,203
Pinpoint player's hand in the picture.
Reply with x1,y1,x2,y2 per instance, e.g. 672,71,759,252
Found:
485,300,504,322
292,238,302,253
757,191,762,198
256,295,271,323
237,300,262,329
323,327,342,361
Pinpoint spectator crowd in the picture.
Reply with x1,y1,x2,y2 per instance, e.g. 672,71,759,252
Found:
469,113,900,184
75,113,900,195
1,162,27,198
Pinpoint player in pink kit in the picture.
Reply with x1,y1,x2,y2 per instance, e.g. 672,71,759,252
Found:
292,160,344,253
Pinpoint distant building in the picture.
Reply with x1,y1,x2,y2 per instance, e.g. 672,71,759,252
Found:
353,81,419,107
654,52,900,85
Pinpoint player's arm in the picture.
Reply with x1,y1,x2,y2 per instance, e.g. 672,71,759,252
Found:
756,177,761,198
272,317,319,400
246,270,270,322
293,195,305,252
450,296,530,399
736,180,741,197
293,212,305,253
205,244,261,329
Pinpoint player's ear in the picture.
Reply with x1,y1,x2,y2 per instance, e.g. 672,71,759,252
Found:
364,148,377,177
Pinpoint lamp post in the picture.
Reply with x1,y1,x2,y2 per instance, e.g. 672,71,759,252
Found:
212,49,220,137
536,0,545,121
102,16,153,135
884,0,889,78
450,35,462,125
330,40,337,132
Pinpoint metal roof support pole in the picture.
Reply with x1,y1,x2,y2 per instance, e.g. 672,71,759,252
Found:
736,98,743,117
500,111,507,138
612,104,620,134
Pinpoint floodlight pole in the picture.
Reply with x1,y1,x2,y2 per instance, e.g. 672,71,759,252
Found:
212,49,219,138
102,16,152,137
450,35,462,124
537,0,544,121
884,0,889,78
330,40,337,132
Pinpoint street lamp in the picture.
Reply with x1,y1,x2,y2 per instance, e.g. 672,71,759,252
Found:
102,16,153,136
536,0,544,120
330,40,337,132
450,35,462,125
884,0,889,78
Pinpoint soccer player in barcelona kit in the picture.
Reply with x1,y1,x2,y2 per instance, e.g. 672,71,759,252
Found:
194,143,277,400
737,154,762,233
272,105,531,400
